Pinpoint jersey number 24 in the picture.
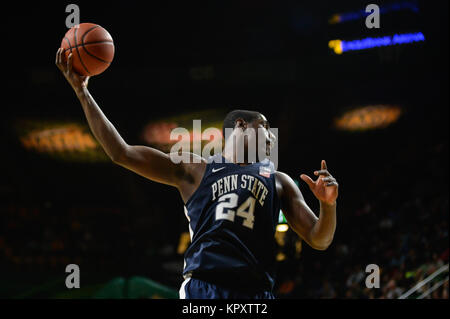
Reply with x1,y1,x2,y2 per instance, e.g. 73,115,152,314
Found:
215,193,255,229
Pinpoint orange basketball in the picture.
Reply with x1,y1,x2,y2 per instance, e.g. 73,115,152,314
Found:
61,23,114,76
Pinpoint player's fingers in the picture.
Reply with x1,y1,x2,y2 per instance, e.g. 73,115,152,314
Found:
59,49,66,70
300,174,315,189
56,48,64,68
81,76,90,87
321,160,327,171
322,177,335,183
67,52,73,72
55,48,60,66
314,170,330,176
326,181,339,187
61,48,66,64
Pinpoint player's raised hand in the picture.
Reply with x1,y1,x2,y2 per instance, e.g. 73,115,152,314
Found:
300,160,338,205
55,48,90,93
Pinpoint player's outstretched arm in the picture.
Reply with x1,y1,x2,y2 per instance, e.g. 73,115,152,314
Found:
55,48,196,188
276,160,338,251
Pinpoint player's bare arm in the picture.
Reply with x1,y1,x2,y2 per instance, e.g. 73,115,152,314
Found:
276,160,338,250
55,48,205,200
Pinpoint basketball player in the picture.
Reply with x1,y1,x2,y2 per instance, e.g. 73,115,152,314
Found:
56,49,339,299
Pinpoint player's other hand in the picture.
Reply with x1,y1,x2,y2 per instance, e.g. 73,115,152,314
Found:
55,48,90,93
300,160,339,206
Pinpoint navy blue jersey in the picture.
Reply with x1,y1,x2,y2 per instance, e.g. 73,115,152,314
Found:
182,154,281,293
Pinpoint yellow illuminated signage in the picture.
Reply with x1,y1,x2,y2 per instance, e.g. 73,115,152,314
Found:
16,120,108,162
334,105,402,131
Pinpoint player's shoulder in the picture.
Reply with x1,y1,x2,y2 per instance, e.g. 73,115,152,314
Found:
169,152,207,183
191,152,207,164
274,170,292,182
274,170,301,197
167,151,207,164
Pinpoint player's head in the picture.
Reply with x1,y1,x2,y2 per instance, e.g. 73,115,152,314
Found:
222,109,276,163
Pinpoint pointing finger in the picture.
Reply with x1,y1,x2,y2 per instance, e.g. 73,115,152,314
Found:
321,160,327,171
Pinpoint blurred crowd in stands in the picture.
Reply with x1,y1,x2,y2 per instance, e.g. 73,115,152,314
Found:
274,140,449,299
274,191,448,299
0,203,130,271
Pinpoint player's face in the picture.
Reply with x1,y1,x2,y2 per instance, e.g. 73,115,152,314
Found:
248,114,276,159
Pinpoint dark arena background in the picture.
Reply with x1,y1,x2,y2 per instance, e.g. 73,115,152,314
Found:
1,0,448,302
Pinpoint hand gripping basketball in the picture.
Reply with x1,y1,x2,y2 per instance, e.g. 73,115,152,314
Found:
56,47,90,93
60,23,114,76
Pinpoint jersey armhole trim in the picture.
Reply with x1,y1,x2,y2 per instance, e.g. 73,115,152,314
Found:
184,163,210,207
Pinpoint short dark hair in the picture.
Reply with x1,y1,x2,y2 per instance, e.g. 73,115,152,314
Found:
222,110,261,137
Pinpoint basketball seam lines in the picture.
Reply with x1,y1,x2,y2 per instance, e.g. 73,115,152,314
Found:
63,41,114,64
81,25,112,65
82,47,112,65
63,37,72,51
74,28,91,75
62,40,113,51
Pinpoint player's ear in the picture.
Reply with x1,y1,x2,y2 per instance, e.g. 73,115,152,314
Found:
234,118,247,130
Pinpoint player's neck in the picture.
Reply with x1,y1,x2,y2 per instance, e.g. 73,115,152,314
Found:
222,149,254,166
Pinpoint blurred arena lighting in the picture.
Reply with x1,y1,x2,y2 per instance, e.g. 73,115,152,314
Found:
177,232,191,255
276,252,287,262
16,120,108,162
276,224,289,233
141,109,226,153
329,32,425,55
275,229,286,245
277,210,289,232
328,0,419,24
334,105,402,131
